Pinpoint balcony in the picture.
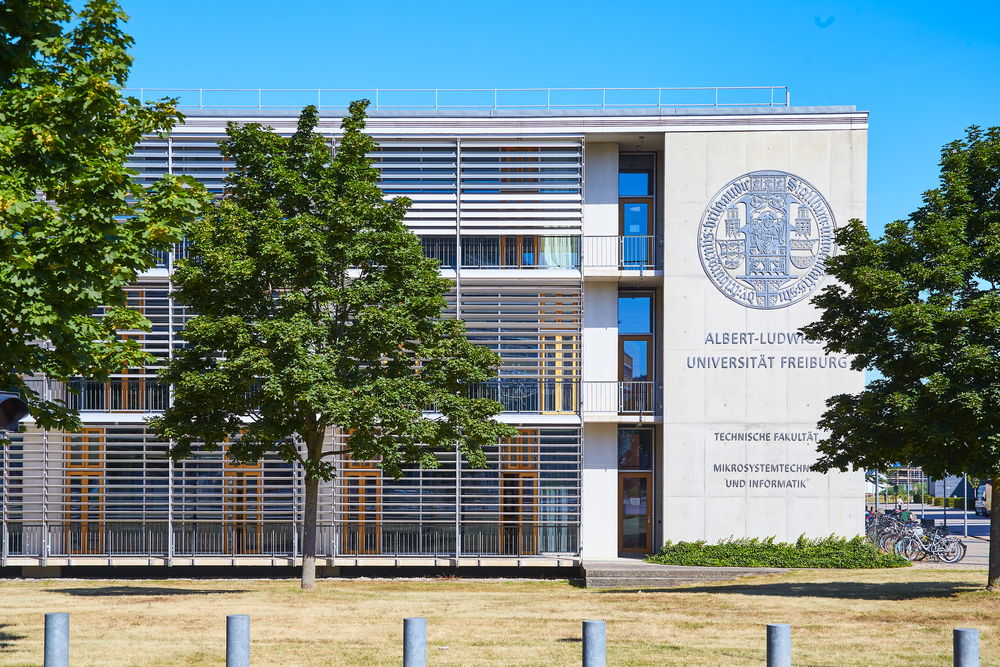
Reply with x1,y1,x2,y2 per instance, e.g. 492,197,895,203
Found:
582,381,661,422
468,379,578,414
582,236,662,276
467,379,661,420
421,235,580,270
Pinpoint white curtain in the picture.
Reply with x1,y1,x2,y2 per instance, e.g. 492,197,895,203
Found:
541,236,578,268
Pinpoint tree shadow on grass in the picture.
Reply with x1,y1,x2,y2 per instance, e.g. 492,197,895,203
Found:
595,580,980,601
49,586,248,597
0,624,25,652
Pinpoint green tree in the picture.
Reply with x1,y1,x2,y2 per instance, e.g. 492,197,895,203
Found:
149,102,517,589
0,0,206,435
801,126,1000,588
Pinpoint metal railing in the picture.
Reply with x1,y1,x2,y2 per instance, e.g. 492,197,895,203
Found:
4,522,577,559
64,378,170,412
583,236,662,271
582,381,661,416
469,379,578,414
123,87,791,111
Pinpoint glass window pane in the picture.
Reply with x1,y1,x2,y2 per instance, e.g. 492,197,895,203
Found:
619,172,650,197
618,295,652,334
622,202,649,235
621,340,649,380
621,476,649,548
618,429,653,470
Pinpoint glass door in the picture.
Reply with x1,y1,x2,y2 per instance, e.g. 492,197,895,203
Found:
619,198,653,269
619,472,652,553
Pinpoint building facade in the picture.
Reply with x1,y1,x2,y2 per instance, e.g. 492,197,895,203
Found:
0,87,867,571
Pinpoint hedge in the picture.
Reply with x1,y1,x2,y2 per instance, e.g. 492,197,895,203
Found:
646,536,910,569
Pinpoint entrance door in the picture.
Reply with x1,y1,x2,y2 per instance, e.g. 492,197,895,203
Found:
619,472,652,553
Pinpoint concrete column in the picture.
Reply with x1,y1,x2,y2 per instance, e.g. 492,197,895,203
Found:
581,423,618,560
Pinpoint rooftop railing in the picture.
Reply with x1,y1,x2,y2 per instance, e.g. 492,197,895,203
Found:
122,86,791,111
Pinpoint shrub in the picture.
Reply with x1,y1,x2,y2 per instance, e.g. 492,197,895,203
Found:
646,536,910,569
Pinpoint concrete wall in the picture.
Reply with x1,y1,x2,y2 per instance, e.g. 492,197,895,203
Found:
583,142,619,237
660,128,867,542
580,422,618,559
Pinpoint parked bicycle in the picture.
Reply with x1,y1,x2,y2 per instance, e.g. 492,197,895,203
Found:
866,511,967,563
894,526,967,563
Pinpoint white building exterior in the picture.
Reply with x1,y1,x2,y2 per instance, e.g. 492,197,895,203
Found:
1,88,866,572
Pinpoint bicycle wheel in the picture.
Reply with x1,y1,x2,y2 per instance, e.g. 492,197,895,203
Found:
895,537,922,561
938,538,966,564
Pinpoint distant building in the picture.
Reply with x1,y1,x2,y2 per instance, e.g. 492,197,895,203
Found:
2,87,867,573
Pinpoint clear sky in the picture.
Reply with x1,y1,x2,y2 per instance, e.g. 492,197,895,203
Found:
121,0,999,237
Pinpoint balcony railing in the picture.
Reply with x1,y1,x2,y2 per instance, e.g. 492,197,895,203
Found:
3,522,577,559
123,86,791,111
582,381,661,416
468,379,578,414
583,236,662,271
65,378,170,412
421,236,580,270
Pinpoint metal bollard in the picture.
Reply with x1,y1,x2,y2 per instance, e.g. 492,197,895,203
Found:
954,628,980,667
766,623,791,667
226,614,250,667
582,619,606,667
44,613,69,667
403,617,427,667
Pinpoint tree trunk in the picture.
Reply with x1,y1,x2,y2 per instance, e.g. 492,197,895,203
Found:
301,473,319,590
988,475,1000,591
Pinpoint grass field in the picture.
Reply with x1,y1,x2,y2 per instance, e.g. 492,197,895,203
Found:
0,568,997,666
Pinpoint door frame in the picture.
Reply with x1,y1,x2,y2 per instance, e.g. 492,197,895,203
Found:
618,472,653,554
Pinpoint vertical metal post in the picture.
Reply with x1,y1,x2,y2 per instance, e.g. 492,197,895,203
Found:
41,384,49,565
226,614,250,667
375,89,379,110
199,89,204,109
963,474,969,537
874,470,879,515
954,628,980,666
44,613,69,667
454,441,461,562
434,89,438,111
292,460,300,559
167,455,175,565
403,617,426,667
582,620,606,667
2,436,8,567
766,623,791,667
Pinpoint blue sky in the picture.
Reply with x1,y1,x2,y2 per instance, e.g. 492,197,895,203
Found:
121,0,999,237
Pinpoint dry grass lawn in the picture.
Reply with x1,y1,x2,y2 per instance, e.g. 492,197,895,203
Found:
0,568,998,666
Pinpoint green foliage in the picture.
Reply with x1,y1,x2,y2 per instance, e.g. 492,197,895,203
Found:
149,101,517,480
801,126,1000,481
0,0,207,435
646,536,910,568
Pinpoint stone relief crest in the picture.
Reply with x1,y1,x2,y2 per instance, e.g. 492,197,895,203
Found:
698,171,836,309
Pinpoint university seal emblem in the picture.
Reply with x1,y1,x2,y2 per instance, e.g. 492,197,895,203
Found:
698,170,836,309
